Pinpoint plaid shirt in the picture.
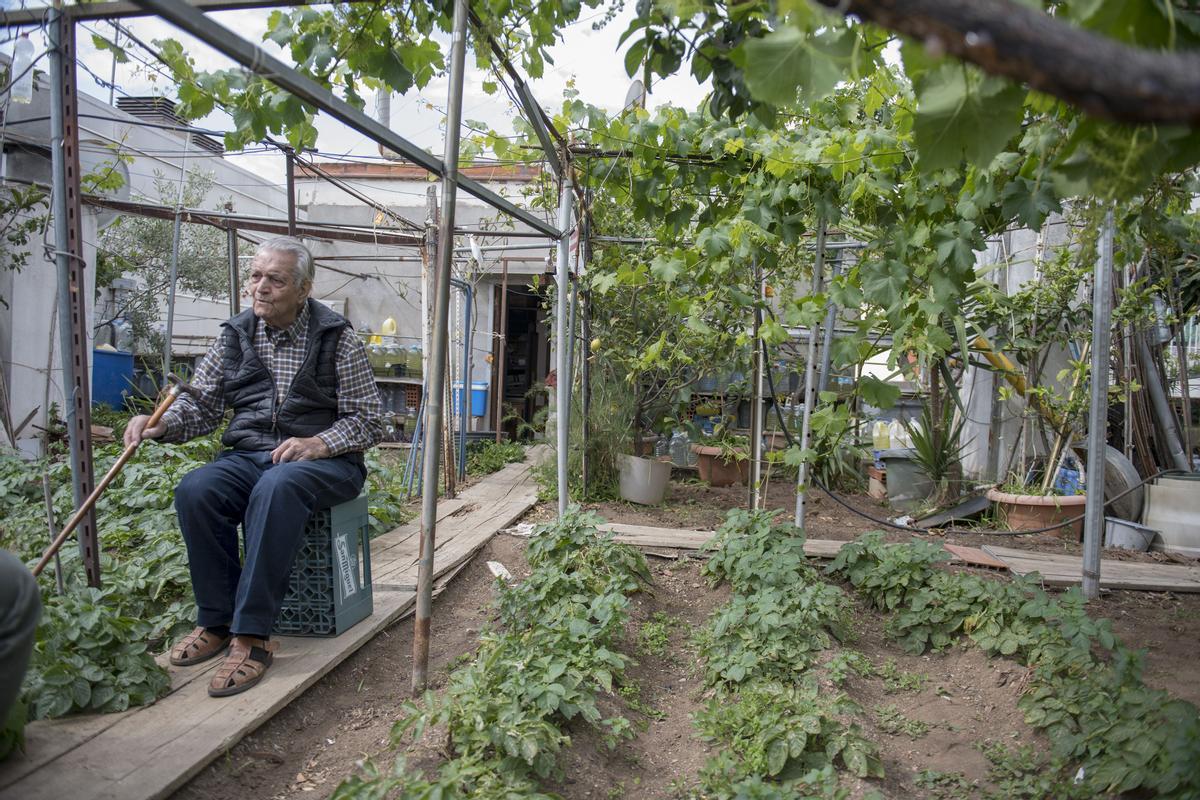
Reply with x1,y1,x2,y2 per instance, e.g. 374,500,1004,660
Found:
161,302,384,456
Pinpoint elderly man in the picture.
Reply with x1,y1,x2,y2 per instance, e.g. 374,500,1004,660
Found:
125,236,383,697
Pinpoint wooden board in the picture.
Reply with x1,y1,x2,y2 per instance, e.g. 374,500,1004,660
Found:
943,544,1009,571
600,523,854,560
982,545,1200,592
0,451,545,800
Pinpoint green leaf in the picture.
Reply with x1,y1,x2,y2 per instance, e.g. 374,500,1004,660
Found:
913,64,1026,171
742,26,853,107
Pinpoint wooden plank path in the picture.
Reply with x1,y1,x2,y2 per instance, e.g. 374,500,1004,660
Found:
982,545,1200,593
601,523,851,559
0,453,543,800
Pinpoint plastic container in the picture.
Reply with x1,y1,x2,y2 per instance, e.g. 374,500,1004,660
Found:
1104,518,1157,552
453,381,490,417
669,429,690,467
871,421,890,450
618,454,671,505
10,36,35,104
878,448,933,512
92,349,134,408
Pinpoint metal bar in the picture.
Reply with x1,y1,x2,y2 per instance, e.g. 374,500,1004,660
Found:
495,258,509,442
162,130,192,380
1082,211,1115,600
3,0,311,25
82,194,423,246
514,80,562,177
794,218,827,530
49,10,101,587
816,250,843,395
412,0,467,695
226,225,241,315
1137,333,1191,470
285,147,297,236
580,197,592,495
554,176,574,517
749,255,764,510
129,0,560,239
456,278,472,481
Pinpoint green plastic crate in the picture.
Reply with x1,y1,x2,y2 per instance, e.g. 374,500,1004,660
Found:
274,495,373,636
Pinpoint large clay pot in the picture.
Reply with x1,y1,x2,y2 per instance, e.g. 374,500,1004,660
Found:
692,445,746,487
986,488,1087,540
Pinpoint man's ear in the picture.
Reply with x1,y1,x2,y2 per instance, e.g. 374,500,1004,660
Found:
301,279,313,298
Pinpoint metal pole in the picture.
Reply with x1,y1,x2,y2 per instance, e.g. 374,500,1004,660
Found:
817,251,844,396
794,218,827,529
749,255,764,510
162,130,191,380
285,147,297,236
580,198,593,496
457,279,472,481
423,186,437,378
49,10,101,587
226,225,240,315
1082,210,1115,601
412,0,467,695
554,177,574,517
495,258,509,442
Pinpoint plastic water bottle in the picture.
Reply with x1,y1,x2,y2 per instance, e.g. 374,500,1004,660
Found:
10,36,35,104
654,436,670,458
670,429,689,467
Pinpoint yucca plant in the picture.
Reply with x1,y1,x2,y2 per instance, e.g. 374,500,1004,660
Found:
902,396,968,505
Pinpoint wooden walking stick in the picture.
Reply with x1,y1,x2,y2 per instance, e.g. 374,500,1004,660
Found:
32,374,193,578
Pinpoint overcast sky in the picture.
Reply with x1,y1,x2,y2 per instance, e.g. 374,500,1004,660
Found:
25,2,712,181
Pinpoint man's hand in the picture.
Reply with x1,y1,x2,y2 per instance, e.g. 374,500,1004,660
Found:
271,436,331,463
124,415,167,448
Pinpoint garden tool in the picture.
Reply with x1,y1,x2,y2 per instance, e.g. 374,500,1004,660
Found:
32,373,194,578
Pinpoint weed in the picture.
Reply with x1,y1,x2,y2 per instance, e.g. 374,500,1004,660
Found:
874,705,929,739
618,682,666,722
637,611,676,657
465,440,525,477
823,649,873,686
879,659,926,693
914,769,974,799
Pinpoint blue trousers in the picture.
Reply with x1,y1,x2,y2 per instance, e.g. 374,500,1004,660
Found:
174,450,366,637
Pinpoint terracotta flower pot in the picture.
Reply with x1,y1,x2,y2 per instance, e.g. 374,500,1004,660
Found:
692,444,747,487
986,488,1087,541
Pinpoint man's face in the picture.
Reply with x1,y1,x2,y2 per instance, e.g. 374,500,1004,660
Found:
249,249,309,329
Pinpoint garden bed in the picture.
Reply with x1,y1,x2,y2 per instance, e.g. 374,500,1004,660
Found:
171,488,1200,799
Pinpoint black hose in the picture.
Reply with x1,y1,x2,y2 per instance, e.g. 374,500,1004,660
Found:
759,337,1178,537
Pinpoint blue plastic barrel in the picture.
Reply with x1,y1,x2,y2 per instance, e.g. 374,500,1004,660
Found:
452,382,490,417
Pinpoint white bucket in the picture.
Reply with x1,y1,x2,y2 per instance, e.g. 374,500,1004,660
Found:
1104,517,1157,552
618,454,671,506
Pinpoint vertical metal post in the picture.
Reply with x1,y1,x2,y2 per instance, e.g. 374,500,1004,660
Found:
162,131,191,380
817,251,843,396
555,177,574,517
285,147,297,236
423,186,437,376
494,258,509,442
457,279,472,481
794,218,827,529
1082,210,1115,601
580,200,593,496
412,0,468,695
749,256,764,510
49,10,101,587
226,226,240,315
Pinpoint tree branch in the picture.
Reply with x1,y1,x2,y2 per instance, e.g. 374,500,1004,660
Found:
816,0,1200,125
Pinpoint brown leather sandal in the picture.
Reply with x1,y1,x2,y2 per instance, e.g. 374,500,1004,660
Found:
169,626,232,667
208,636,279,697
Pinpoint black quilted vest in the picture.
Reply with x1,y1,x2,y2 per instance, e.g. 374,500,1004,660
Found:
219,299,359,464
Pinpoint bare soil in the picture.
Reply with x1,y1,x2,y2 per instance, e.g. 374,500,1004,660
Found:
171,478,1200,799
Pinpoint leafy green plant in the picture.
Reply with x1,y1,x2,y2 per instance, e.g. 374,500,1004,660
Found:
465,439,525,477
636,611,677,658
902,396,968,502
831,532,1200,798
695,679,882,781
337,508,648,796
878,659,926,693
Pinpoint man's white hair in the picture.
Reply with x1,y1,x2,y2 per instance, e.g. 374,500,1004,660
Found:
256,236,314,286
